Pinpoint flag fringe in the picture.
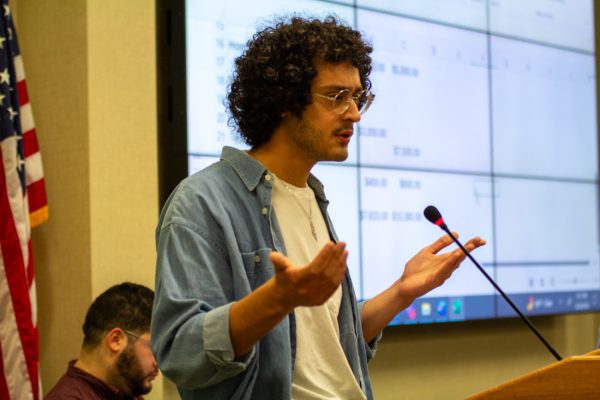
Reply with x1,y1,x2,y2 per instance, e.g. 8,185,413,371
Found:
29,206,48,228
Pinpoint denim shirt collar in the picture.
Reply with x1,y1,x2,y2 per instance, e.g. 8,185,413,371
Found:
220,146,329,204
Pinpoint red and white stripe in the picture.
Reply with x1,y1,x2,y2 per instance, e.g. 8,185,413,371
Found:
0,52,45,400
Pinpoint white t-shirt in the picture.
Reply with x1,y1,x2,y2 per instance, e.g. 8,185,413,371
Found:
271,176,366,400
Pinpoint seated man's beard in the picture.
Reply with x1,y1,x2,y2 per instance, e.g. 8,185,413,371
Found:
109,344,154,396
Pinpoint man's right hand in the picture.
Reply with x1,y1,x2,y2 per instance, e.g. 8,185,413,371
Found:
269,241,348,309
229,241,347,357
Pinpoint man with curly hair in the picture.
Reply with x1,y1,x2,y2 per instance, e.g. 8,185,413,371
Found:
152,16,484,399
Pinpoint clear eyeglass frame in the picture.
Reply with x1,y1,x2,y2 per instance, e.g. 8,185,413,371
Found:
313,88,375,115
123,329,152,351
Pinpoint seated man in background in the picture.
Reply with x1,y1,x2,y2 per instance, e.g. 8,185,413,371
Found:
45,282,158,400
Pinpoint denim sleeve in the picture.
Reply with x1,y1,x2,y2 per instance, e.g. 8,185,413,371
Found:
152,221,255,390
357,301,383,361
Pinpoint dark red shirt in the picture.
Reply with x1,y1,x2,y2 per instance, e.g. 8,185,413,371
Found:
44,360,143,400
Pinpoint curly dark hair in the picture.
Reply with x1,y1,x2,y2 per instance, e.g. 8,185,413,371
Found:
82,282,154,348
227,15,373,148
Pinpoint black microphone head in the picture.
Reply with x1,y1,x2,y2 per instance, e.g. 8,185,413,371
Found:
423,205,441,224
423,205,448,230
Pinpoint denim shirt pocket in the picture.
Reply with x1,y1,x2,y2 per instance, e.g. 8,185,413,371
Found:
241,248,275,290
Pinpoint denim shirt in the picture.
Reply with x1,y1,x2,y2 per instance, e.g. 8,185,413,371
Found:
152,147,380,400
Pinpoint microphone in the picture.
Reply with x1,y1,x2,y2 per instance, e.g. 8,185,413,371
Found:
423,205,562,361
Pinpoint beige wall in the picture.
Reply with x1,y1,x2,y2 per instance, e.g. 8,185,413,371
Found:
13,0,167,398
14,0,93,396
12,1,600,399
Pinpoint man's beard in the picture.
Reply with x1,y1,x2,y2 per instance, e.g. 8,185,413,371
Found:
109,344,153,396
288,116,349,162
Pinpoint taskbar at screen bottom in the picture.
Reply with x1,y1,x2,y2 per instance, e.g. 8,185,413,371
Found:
389,295,493,325
389,290,600,325
496,290,600,318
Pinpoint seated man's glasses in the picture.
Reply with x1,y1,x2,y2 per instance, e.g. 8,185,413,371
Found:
314,89,375,115
123,329,152,351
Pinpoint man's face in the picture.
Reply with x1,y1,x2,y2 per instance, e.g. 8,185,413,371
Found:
285,62,363,163
111,332,158,396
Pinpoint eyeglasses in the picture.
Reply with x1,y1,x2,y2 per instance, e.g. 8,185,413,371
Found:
313,89,375,115
123,329,152,351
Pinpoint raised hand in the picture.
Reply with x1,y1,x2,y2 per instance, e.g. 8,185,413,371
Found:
229,241,348,357
269,241,348,309
397,233,486,301
361,233,485,342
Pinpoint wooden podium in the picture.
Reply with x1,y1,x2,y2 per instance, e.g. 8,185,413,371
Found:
466,349,600,399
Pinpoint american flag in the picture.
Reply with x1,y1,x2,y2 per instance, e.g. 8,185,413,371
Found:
0,0,48,399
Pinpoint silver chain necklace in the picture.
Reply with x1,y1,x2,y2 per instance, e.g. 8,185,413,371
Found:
281,181,318,241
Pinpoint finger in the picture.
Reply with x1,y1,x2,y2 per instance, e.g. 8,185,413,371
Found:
312,241,346,272
328,244,348,274
330,243,348,265
327,248,349,280
310,242,335,272
337,249,349,275
462,237,487,252
270,251,293,273
436,249,465,278
427,232,457,254
312,246,347,289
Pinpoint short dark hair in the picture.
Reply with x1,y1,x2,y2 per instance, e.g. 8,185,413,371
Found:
227,15,373,148
82,282,154,348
